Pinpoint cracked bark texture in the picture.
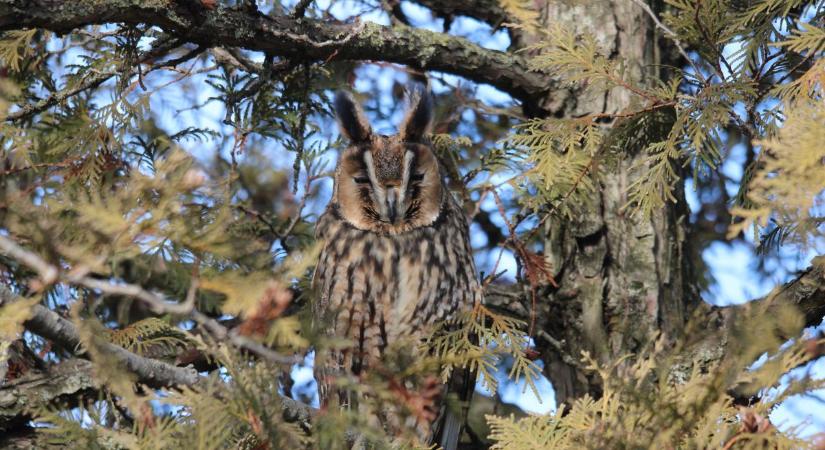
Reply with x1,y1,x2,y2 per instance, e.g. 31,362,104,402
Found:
0,359,98,434
526,0,698,405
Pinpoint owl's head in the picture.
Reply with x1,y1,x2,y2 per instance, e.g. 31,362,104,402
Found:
331,89,443,233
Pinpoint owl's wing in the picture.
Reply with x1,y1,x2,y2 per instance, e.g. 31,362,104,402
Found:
430,363,474,450
310,206,335,297
429,195,481,450
310,206,337,407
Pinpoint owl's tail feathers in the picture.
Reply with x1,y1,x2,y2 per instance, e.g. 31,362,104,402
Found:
431,366,475,450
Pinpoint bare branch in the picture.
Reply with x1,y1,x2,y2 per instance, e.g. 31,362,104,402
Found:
0,235,302,367
0,237,57,285
0,285,200,388
0,359,98,431
211,47,264,73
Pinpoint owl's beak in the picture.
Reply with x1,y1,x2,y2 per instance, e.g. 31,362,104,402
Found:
385,188,400,224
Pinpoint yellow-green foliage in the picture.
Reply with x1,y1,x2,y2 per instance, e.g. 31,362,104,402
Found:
498,0,540,30
156,346,309,450
107,317,191,357
428,304,542,398
0,294,39,371
727,18,825,248
505,6,823,236
729,99,825,246
486,304,823,449
0,29,38,72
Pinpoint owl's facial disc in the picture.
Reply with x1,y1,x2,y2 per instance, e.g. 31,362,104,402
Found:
332,89,442,233
362,149,413,225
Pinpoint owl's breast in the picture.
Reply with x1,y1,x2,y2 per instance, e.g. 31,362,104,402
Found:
314,201,480,354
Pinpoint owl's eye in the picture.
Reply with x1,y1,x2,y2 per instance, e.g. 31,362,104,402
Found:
353,176,371,184
410,173,425,182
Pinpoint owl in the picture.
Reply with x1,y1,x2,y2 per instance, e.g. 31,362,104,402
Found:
312,88,481,435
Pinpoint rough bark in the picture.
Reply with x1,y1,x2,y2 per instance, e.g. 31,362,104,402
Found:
520,0,698,405
523,0,824,407
0,359,98,432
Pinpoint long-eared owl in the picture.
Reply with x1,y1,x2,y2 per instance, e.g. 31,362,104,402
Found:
312,88,481,407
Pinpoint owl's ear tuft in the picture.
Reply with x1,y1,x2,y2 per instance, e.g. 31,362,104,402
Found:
399,87,433,142
334,91,372,144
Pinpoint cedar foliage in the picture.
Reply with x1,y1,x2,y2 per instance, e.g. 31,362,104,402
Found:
0,0,823,449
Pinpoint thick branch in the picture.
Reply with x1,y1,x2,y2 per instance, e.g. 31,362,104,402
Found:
767,255,825,329
664,257,825,387
0,0,558,115
713,255,825,333
29,304,201,387
0,357,312,436
0,359,97,430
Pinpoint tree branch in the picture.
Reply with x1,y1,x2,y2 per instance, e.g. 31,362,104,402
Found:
0,359,98,430
0,235,301,367
0,0,559,115
4,36,187,122
0,356,313,437
773,256,825,329
0,286,314,432
0,285,201,389
720,255,825,332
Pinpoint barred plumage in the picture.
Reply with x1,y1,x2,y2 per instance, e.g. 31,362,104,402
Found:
312,89,481,428
314,186,479,368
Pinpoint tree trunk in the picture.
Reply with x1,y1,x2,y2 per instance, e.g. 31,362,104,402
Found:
528,0,698,406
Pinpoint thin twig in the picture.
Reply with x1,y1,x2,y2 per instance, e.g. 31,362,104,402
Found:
4,37,183,122
213,47,264,74
0,159,78,177
292,63,312,194
571,99,677,124
537,330,580,367
693,0,736,80
0,235,58,285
